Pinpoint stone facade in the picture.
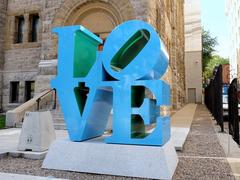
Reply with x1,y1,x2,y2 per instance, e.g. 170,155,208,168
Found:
0,0,185,112
0,0,7,110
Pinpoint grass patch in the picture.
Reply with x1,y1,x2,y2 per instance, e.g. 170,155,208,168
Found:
0,115,5,129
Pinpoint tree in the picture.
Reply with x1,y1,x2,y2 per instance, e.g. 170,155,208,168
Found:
203,55,229,80
202,29,218,71
202,28,229,82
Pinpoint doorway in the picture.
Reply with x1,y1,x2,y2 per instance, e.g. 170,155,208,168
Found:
188,88,196,103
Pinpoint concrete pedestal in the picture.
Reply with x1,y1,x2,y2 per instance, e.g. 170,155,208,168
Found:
43,136,178,179
18,111,56,152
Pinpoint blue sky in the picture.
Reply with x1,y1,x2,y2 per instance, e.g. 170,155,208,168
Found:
201,0,229,58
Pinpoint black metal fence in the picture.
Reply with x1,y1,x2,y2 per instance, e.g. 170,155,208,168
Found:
205,65,224,132
228,78,239,144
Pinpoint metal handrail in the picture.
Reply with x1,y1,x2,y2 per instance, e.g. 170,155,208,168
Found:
36,88,56,111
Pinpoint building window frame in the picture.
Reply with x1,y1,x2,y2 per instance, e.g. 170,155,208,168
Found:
8,11,41,49
9,81,20,103
25,81,35,102
14,15,25,44
29,14,40,42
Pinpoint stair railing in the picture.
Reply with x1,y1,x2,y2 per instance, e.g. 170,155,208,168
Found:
36,88,57,111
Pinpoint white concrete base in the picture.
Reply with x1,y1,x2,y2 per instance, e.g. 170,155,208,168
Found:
170,104,197,151
18,111,56,152
171,127,190,151
9,150,47,160
43,137,178,180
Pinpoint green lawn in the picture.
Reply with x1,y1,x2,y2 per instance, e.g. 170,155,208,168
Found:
0,115,5,129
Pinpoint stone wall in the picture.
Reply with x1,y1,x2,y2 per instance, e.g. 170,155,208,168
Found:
0,0,7,111
2,0,186,111
1,0,44,111
149,0,185,109
2,48,40,111
0,1,7,68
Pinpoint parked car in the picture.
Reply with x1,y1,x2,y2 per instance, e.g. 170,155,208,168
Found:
222,84,229,117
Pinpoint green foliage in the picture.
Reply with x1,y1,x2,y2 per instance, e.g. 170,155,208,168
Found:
202,28,229,81
203,55,229,79
202,29,218,71
0,115,5,129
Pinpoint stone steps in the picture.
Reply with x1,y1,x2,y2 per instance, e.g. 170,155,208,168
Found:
51,106,66,130
15,109,66,130
15,121,66,130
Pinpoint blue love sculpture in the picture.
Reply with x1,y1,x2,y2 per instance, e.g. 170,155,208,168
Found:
52,20,170,146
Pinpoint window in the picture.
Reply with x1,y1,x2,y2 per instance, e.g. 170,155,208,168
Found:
10,82,19,103
29,14,39,42
25,81,35,101
15,16,24,43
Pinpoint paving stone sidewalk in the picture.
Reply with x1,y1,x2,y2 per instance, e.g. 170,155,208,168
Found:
0,104,236,179
173,105,235,180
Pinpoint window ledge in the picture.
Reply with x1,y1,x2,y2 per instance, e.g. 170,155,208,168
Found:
8,103,21,106
7,42,41,50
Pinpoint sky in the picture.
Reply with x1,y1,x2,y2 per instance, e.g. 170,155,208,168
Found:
201,0,229,58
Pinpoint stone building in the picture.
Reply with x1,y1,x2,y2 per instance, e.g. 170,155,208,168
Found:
0,0,7,111
184,0,202,103
0,0,185,116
